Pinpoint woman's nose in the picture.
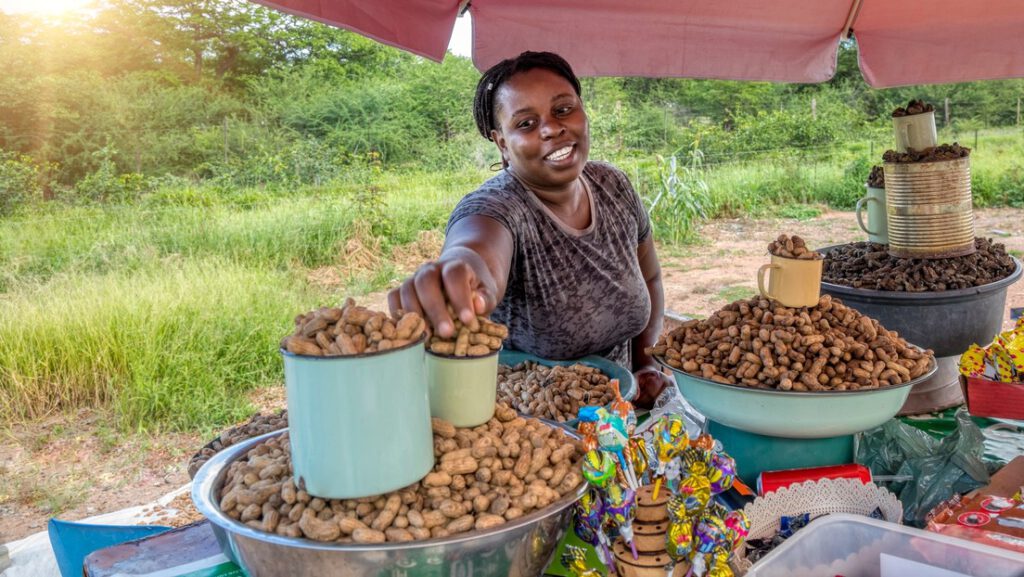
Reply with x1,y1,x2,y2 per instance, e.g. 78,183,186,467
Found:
539,117,566,139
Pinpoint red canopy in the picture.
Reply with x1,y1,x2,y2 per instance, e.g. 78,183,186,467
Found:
254,0,1024,87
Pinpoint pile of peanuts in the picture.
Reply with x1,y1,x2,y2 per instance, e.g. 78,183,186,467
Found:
283,299,426,356
647,295,934,392
216,404,584,543
428,306,508,357
188,410,288,478
768,234,822,260
497,362,614,422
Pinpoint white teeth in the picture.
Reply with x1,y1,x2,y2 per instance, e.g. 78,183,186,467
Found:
547,146,572,161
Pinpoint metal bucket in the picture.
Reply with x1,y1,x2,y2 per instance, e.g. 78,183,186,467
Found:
282,339,434,499
883,157,975,259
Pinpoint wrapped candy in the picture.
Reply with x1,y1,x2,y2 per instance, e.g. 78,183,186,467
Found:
959,344,988,377
707,452,736,495
693,433,715,451
581,406,639,489
706,548,734,577
681,447,712,478
574,487,615,570
582,449,617,489
693,515,729,555
603,483,639,560
677,474,712,518
651,414,689,499
610,379,637,435
578,419,599,452
990,342,1018,382
723,510,751,551
665,494,694,556
561,544,603,577
628,436,649,483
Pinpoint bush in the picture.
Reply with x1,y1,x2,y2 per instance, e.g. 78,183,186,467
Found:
0,150,45,215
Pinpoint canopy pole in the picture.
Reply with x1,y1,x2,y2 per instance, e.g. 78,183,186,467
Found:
841,0,863,40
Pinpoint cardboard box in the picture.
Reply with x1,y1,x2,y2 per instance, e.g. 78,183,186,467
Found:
959,375,1024,420
926,456,1024,553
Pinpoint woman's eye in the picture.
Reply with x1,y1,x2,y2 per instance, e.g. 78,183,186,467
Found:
517,119,535,130
556,105,573,115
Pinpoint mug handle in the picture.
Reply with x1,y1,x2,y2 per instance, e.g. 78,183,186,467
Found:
897,122,910,152
855,196,879,235
757,264,780,300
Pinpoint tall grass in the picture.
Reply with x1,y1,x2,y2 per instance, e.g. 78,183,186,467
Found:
0,258,329,430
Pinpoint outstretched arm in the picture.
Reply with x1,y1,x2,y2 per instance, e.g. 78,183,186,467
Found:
388,215,514,339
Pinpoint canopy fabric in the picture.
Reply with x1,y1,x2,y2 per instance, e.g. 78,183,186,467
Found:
254,0,1024,87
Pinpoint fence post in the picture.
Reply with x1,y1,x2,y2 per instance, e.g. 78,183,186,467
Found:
222,117,229,165
974,129,979,151
811,97,817,121
944,97,951,127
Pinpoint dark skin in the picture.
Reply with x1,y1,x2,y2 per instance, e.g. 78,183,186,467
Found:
389,68,671,407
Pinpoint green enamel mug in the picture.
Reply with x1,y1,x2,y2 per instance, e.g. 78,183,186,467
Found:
282,339,433,499
855,184,888,245
426,348,499,427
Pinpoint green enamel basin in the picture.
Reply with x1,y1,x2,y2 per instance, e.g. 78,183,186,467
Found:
658,357,937,439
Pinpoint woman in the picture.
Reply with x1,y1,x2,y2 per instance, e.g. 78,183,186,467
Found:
388,51,671,407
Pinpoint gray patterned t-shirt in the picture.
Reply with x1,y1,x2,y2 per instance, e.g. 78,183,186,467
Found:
447,161,652,368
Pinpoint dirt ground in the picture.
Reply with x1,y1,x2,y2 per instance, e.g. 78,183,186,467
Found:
2,208,1021,543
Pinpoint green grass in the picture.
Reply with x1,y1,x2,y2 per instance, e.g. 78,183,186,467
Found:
0,258,330,430
716,285,757,302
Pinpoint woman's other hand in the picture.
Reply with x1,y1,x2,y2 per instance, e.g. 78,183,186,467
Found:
633,365,672,409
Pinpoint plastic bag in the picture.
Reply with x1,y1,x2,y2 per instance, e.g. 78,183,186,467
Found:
856,408,993,527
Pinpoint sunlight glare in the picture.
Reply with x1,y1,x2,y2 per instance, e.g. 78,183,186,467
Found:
0,0,92,15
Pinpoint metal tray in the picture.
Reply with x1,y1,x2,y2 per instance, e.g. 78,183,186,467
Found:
192,429,586,577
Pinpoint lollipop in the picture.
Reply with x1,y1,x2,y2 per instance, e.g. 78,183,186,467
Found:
581,449,617,489
705,547,735,577
628,436,649,484
651,414,689,499
578,419,599,452
707,452,736,495
573,489,615,572
681,447,712,478
723,510,751,551
561,544,603,577
603,483,639,560
677,474,712,518
596,407,640,490
665,494,694,555
610,379,637,435
694,515,729,553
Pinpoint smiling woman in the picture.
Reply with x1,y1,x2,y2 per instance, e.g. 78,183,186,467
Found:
0,0,91,14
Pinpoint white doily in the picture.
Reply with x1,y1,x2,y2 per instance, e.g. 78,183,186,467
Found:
733,478,902,574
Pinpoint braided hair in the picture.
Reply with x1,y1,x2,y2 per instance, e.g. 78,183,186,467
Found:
473,51,582,142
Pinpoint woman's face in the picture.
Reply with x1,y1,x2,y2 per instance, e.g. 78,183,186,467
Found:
491,68,590,193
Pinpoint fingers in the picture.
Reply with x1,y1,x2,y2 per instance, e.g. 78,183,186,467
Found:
413,263,456,338
441,260,481,327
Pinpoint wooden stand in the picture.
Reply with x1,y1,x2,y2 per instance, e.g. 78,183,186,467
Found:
612,539,688,577
635,484,670,523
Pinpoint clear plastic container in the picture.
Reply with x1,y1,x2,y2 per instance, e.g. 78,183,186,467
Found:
746,513,1024,577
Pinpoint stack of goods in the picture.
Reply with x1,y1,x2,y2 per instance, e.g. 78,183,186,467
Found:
282,298,427,356
882,99,975,259
958,316,1024,418
563,387,749,577
927,456,1024,553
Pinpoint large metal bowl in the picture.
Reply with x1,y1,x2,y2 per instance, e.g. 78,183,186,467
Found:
657,357,937,439
192,429,586,577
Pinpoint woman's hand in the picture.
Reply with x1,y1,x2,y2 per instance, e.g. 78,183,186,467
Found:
632,365,672,409
388,248,497,339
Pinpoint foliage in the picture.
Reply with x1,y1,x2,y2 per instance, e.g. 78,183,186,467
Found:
0,150,47,215
646,146,710,244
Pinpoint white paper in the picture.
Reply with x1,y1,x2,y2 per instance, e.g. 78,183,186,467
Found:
880,553,972,577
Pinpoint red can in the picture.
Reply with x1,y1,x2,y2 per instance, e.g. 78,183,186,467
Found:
757,464,872,496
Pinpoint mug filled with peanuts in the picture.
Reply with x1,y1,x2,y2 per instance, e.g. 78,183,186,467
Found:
280,299,434,499
757,234,824,308
425,305,509,428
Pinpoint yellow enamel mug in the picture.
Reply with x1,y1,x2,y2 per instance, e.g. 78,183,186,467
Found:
757,254,823,308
